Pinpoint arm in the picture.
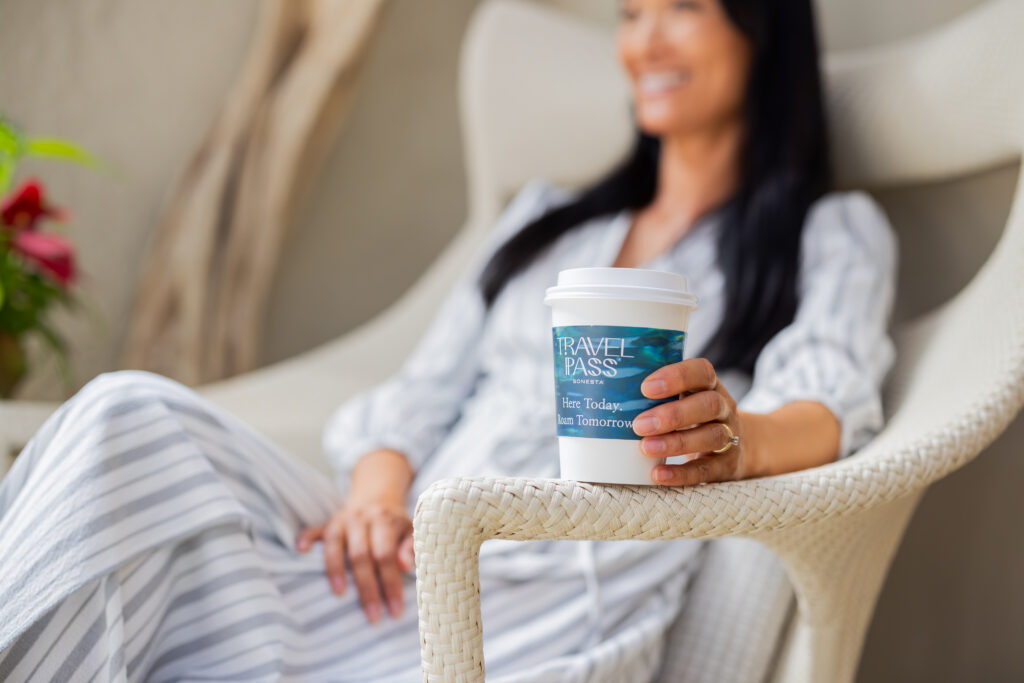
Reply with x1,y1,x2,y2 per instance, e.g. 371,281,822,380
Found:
348,448,415,506
737,190,899,475
303,179,567,621
632,191,898,485
320,178,565,497
738,401,840,478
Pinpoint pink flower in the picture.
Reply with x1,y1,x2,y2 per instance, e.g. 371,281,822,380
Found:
1,177,68,231
12,230,77,287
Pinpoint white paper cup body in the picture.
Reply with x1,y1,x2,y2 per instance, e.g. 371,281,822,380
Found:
544,268,698,485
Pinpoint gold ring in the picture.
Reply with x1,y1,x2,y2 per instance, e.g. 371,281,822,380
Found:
711,422,740,454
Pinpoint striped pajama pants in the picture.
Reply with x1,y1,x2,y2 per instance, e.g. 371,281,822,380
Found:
0,370,676,682
0,370,433,682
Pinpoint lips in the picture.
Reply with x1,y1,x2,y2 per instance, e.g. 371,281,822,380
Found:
638,70,690,96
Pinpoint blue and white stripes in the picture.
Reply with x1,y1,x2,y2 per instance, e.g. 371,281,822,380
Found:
0,176,898,681
736,190,899,458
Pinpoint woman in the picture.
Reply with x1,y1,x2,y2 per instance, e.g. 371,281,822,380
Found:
0,0,897,680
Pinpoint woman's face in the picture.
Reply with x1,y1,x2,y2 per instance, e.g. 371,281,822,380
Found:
616,0,753,137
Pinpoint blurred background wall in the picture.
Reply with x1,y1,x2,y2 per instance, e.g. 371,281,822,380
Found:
0,0,1019,680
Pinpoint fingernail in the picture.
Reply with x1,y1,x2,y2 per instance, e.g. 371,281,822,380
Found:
389,598,403,617
641,379,667,397
642,437,665,455
654,467,673,483
367,603,381,623
633,415,659,435
330,575,344,594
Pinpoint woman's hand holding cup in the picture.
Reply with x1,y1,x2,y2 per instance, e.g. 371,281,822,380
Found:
633,357,754,486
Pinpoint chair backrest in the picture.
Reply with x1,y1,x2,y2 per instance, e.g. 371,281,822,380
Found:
459,0,631,220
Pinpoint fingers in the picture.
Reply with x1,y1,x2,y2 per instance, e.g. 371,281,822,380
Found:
370,517,406,618
295,525,323,553
633,389,729,436
345,519,384,623
638,420,733,458
397,533,415,572
652,452,732,486
323,518,348,596
312,503,413,624
641,357,717,399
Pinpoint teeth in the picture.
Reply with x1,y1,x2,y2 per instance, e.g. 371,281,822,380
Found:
639,71,688,93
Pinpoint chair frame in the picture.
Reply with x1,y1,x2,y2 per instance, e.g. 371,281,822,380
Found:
1,2,1021,682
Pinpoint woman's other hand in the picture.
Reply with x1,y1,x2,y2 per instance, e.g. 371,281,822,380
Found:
295,448,414,623
633,357,757,486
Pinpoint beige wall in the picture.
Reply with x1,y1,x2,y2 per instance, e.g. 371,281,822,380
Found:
0,0,480,398
265,0,479,368
1,0,1020,680
0,0,260,398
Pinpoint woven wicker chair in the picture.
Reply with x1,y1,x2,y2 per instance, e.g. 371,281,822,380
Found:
411,1,1024,682
1,1,1021,682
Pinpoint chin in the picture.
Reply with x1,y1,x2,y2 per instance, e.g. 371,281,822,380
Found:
633,98,695,132
635,114,691,138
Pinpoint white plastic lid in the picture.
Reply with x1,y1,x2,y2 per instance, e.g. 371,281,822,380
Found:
544,267,698,309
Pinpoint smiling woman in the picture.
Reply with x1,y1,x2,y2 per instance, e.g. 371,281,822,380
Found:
478,0,850,487
617,0,752,138
0,0,898,681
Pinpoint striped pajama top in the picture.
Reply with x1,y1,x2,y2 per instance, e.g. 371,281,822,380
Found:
0,177,898,681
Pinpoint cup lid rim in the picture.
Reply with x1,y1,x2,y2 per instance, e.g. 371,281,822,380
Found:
544,267,698,308
544,283,698,308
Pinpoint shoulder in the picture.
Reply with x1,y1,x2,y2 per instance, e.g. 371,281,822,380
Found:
800,190,899,272
508,177,576,213
492,177,577,238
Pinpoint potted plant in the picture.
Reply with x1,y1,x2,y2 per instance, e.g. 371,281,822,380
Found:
0,115,99,398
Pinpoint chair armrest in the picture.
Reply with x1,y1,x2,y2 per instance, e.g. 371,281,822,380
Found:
411,470,875,682
415,475,815,545
0,400,61,467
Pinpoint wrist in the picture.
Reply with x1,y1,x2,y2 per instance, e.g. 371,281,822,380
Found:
737,410,771,479
349,449,413,507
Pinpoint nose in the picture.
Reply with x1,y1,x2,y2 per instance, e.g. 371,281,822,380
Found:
631,11,671,62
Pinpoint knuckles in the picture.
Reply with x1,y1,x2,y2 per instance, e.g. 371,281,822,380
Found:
656,357,717,395
701,391,721,417
693,459,714,482
697,357,716,386
712,422,730,444
371,547,395,564
660,390,724,430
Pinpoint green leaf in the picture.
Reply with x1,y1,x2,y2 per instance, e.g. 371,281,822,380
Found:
0,278,5,310
0,116,26,195
26,137,101,168
0,160,13,194
0,116,26,158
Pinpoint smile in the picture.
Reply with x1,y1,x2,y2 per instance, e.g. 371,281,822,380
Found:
638,70,690,97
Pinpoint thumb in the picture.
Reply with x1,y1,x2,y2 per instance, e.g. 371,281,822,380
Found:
398,533,415,572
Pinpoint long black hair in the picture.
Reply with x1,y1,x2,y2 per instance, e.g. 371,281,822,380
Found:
476,0,831,376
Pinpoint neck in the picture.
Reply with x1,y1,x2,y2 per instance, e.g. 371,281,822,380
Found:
652,118,744,224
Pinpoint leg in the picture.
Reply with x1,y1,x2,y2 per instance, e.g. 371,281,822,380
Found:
0,370,429,681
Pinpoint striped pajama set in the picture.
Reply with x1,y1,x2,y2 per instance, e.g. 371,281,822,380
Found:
0,177,898,681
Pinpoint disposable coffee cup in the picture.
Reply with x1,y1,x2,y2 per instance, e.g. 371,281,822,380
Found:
543,267,699,485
